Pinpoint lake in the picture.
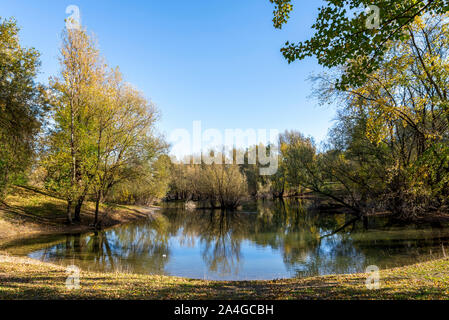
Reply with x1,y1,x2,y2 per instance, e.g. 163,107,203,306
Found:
2,199,449,280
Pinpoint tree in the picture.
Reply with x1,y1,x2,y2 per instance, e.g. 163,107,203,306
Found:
45,27,106,223
90,78,159,225
45,26,164,226
167,154,248,209
306,14,449,218
270,0,449,88
107,153,172,205
277,131,314,196
198,162,248,209
0,17,45,199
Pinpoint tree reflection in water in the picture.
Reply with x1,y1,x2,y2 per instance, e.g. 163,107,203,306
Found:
28,216,171,274
7,199,449,280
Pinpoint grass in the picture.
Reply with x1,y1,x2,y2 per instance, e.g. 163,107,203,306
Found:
0,253,449,299
0,185,157,240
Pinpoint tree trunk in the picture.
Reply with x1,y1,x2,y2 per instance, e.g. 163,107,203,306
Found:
66,200,73,224
74,196,84,222
94,193,101,227
70,98,76,212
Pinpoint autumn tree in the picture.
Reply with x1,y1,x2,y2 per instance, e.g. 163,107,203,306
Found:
168,154,248,209
306,14,449,218
90,76,160,225
45,27,107,223
44,25,164,226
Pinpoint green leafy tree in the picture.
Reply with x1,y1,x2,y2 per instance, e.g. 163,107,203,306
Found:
270,0,449,88
0,18,46,199
108,153,172,206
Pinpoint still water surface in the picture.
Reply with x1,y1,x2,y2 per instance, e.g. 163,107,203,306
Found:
2,200,449,280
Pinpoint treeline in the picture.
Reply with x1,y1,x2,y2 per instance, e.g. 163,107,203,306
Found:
169,15,449,220
0,19,170,225
166,142,310,208
2,13,449,222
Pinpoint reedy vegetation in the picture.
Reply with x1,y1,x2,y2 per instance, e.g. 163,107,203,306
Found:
168,156,248,209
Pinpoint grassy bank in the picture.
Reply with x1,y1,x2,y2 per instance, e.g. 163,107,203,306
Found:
0,185,157,240
0,253,449,299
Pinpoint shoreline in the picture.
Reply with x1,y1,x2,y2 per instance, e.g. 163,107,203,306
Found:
0,185,159,242
0,206,159,244
0,206,158,243
2,186,449,299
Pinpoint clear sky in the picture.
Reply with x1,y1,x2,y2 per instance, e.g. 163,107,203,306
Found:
0,0,336,156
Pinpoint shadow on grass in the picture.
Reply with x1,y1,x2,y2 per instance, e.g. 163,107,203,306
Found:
1,268,449,299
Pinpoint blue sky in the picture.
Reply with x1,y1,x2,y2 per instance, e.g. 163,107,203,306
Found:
0,0,336,156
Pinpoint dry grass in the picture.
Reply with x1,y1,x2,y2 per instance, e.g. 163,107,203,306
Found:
1,253,449,300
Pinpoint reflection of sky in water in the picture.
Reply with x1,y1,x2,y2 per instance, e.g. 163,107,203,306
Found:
25,234,368,279
164,238,289,280
7,200,449,280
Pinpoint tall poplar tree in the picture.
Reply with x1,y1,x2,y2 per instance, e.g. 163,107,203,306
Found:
45,28,104,223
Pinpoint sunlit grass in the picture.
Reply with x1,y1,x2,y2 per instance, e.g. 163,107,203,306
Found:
1,253,449,300
0,185,157,239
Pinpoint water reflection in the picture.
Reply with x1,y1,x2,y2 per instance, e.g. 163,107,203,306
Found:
3,199,449,280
